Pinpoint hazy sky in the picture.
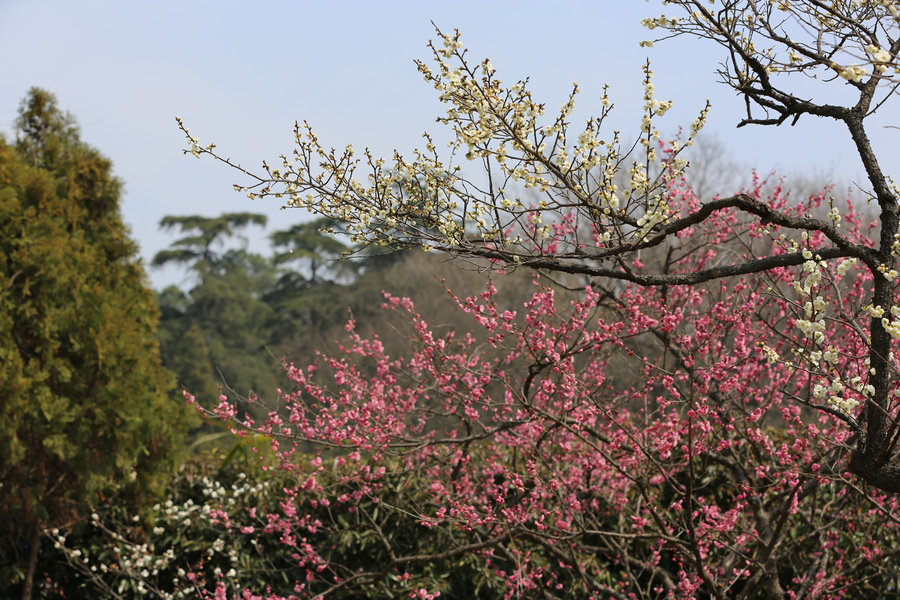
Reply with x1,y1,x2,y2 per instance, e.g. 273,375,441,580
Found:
2,1,895,289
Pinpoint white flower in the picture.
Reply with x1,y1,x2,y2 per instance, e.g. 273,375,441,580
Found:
882,318,900,339
836,258,856,276
761,344,779,363
829,395,860,414
830,378,844,394
805,270,822,289
839,64,867,82
866,44,893,63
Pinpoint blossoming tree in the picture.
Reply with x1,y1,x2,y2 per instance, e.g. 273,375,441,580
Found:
159,1,900,598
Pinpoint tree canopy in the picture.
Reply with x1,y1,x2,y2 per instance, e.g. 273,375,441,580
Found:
152,212,268,283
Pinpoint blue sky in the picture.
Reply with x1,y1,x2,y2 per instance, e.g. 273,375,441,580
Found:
2,1,894,289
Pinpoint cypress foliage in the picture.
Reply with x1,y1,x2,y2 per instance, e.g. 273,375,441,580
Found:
0,89,192,599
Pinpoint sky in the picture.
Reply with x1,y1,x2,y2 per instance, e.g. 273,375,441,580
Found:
1,1,896,290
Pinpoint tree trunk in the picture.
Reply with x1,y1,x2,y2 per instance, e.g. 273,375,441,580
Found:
20,520,40,600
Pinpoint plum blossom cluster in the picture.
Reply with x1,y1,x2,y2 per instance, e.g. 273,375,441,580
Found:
760,202,880,420
158,176,900,599
179,27,710,267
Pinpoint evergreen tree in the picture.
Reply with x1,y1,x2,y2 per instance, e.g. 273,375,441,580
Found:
152,212,267,284
270,217,353,284
0,89,191,600
154,216,282,410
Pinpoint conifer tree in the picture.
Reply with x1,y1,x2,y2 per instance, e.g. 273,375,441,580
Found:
0,89,191,600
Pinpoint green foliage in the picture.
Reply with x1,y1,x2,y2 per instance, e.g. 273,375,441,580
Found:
0,88,193,596
41,454,512,599
154,214,369,413
45,439,900,599
270,216,353,283
152,213,268,282
155,244,284,411
152,210,542,418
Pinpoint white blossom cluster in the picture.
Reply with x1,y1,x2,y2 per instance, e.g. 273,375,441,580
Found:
760,224,874,418
877,262,900,282
812,377,862,414
792,252,868,416
51,470,272,599
181,27,710,264
792,247,825,302
876,304,900,339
